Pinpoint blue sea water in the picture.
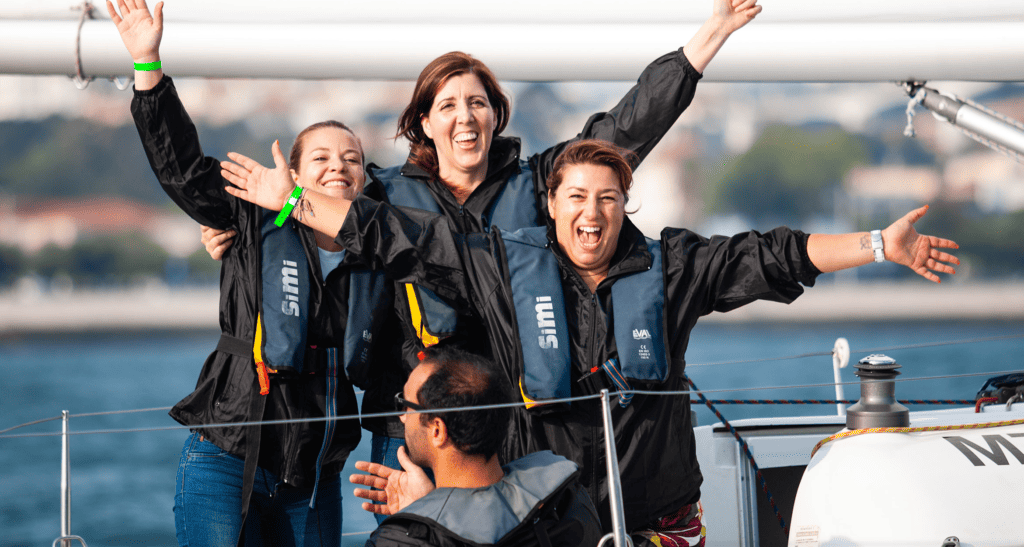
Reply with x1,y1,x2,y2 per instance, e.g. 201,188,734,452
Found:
1,321,1022,547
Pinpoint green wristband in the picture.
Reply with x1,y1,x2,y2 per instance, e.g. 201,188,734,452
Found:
134,60,162,71
274,186,304,227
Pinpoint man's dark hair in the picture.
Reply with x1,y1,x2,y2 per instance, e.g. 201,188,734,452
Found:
416,346,513,459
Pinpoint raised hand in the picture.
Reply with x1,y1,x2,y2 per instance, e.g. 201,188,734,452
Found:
200,225,236,261
713,0,762,35
350,447,435,516
221,140,296,212
881,205,960,283
686,0,762,73
106,0,163,63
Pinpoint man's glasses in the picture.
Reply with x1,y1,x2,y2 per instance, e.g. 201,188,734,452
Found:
395,391,428,412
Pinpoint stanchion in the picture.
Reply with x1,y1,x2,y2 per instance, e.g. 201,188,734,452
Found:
596,390,632,547
53,410,87,547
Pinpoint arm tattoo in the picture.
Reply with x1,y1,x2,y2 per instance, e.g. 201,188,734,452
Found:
859,234,870,251
293,196,315,222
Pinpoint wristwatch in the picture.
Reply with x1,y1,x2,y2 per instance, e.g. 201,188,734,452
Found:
870,230,885,263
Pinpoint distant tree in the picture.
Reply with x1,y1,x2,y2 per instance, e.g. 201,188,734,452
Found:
67,232,169,285
908,201,1024,278
706,124,870,224
32,243,73,280
0,116,264,205
0,244,26,286
186,246,222,284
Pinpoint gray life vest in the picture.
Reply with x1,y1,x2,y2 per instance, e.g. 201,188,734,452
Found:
373,163,539,346
392,451,580,545
500,227,668,407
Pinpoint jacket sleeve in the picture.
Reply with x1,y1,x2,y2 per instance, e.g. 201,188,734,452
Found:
130,76,239,229
529,48,702,208
663,227,822,319
336,195,476,311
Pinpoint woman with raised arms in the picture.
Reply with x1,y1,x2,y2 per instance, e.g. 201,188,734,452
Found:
204,2,764,512
219,138,959,545
108,1,391,544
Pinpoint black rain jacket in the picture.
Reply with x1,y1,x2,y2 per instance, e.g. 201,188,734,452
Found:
130,76,365,489
336,196,821,532
362,47,703,438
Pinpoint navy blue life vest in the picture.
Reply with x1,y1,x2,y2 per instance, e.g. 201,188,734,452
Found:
256,209,388,382
500,227,668,407
373,163,540,346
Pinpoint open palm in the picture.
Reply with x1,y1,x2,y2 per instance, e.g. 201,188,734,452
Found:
106,0,163,62
714,0,763,34
883,205,960,283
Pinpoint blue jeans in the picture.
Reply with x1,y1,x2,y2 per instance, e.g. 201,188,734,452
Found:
174,431,342,547
369,434,404,525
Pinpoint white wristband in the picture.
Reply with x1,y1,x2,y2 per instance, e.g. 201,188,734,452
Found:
870,230,885,263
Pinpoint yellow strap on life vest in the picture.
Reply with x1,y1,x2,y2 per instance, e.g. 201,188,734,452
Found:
519,377,540,409
252,314,270,395
405,284,440,347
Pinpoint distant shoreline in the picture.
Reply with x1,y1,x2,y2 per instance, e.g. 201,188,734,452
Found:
1,282,1022,336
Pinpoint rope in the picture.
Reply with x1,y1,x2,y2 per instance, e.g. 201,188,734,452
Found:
975,397,999,413
70,406,173,418
685,375,789,536
6,368,1022,439
686,333,1024,369
705,399,972,405
0,415,63,435
810,418,1024,459
903,85,927,138
72,1,95,90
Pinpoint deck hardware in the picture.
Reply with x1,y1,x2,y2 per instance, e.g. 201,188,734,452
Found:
846,354,910,429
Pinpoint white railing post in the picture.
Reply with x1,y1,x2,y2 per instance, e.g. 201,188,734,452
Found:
597,390,632,547
60,410,71,547
833,338,850,416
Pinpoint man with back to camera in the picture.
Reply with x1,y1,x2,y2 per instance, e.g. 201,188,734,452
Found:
350,347,603,547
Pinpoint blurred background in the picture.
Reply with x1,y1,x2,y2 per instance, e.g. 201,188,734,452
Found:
1,75,1022,306
2,2,1023,545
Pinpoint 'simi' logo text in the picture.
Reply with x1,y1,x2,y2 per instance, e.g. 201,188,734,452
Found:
281,260,300,316
536,296,558,349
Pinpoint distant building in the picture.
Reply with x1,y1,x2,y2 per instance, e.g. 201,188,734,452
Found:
944,151,1024,213
0,197,201,257
844,164,942,213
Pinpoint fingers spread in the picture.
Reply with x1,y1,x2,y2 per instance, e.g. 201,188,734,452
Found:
106,1,122,24
225,152,258,170
272,140,287,169
353,487,388,503
361,501,390,515
350,473,389,491
396,445,412,469
221,169,247,189
224,185,243,199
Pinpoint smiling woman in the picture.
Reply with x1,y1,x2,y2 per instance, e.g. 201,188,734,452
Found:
107,1,391,546
546,142,636,291
219,136,960,542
